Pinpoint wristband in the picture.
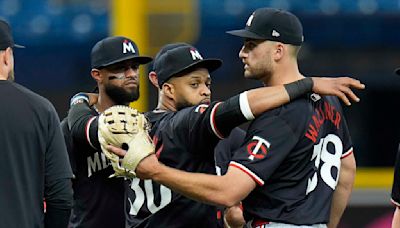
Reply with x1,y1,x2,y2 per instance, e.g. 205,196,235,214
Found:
284,77,313,101
70,93,89,107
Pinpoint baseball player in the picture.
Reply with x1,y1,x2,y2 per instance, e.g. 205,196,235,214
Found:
60,36,152,228
70,42,363,228
391,144,400,228
0,20,73,228
108,8,361,228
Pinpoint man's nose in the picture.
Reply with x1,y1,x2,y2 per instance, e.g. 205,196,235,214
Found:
124,67,138,78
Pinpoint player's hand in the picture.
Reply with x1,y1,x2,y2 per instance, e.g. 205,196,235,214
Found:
224,204,245,228
69,92,98,107
105,145,159,179
311,77,365,106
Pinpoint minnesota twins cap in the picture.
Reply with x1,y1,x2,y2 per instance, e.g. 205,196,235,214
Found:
227,8,304,45
153,43,222,85
0,19,25,50
91,36,152,69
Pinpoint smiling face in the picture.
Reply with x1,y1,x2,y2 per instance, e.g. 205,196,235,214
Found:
95,59,141,105
165,68,212,110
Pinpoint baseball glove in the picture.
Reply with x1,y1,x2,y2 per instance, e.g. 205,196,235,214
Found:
98,105,154,178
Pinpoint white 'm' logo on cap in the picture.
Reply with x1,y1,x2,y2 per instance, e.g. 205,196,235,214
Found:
272,30,280,37
123,40,136,54
246,13,254,26
190,49,203,61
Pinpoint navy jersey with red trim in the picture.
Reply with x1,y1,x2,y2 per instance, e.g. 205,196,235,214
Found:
391,144,400,207
230,94,353,225
215,127,246,175
63,106,125,228
126,101,247,228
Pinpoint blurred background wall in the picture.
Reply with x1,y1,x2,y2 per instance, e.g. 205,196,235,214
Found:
2,0,400,226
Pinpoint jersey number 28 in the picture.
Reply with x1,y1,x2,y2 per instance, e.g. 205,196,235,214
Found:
306,134,342,195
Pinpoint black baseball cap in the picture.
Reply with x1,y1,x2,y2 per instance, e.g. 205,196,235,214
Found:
91,36,152,69
0,20,25,50
227,8,304,45
153,43,222,85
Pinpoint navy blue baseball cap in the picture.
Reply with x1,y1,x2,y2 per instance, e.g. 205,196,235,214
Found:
0,20,25,50
227,8,304,45
153,43,222,85
91,36,152,69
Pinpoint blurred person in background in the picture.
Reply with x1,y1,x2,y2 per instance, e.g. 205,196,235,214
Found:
0,19,73,228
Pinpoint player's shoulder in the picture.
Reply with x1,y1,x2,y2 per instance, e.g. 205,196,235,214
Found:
171,102,215,121
253,93,328,134
10,82,56,113
257,94,313,120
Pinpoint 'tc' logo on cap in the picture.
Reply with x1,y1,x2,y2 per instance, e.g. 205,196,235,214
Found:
190,48,203,61
123,40,136,54
246,13,254,27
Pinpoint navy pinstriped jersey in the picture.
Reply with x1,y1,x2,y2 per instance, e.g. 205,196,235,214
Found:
229,94,353,225
62,107,125,228
391,144,400,207
126,101,248,228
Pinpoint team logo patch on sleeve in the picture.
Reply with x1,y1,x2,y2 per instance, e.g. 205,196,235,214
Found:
247,136,270,160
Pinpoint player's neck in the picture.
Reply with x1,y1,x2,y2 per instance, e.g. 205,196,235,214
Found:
156,96,177,112
264,62,304,86
96,92,124,113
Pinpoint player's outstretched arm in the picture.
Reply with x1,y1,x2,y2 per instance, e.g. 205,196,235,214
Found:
245,77,364,117
311,77,365,106
106,145,256,207
328,153,356,228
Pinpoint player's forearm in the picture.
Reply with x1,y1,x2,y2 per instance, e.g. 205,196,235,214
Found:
246,86,290,117
145,158,239,207
247,78,313,117
328,155,356,228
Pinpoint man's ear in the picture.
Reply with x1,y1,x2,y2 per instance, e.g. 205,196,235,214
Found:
148,71,160,89
273,43,285,61
162,82,175,100
91,69,102,83
3,47,13,67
